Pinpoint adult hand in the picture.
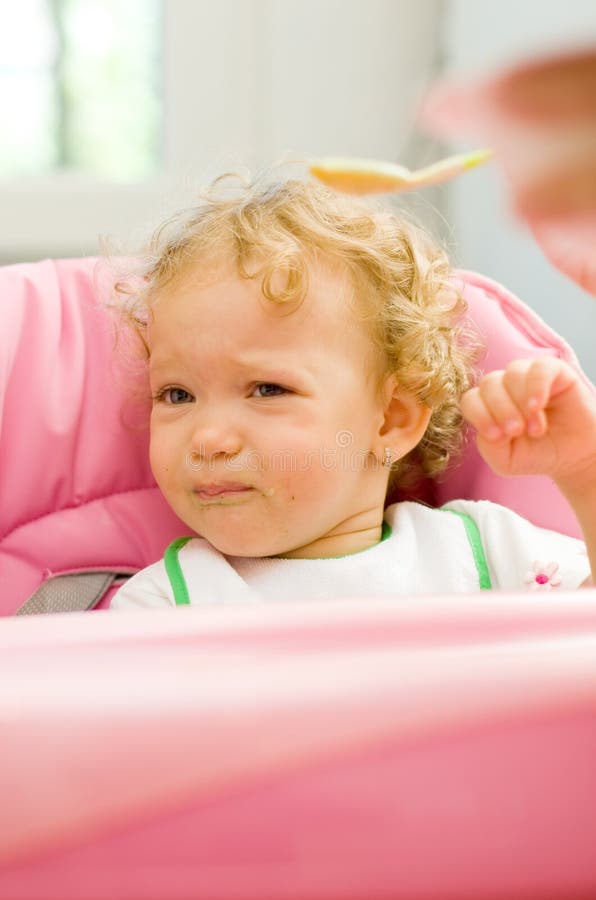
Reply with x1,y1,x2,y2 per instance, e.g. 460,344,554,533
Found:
421,47,596,294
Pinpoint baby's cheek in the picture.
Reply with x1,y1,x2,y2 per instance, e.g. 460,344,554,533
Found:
278,451,338,499
149,436,178,496
149,444,167,484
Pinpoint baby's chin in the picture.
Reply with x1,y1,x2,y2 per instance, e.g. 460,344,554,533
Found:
208,533,296,559
196,520,306,558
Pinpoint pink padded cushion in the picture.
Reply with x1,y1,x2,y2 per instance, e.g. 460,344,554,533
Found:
0,259,186,615
0,259,584,616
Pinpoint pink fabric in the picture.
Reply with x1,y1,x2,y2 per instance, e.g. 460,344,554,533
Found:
0,595,595,898
0,258,186,614
0,258,584,615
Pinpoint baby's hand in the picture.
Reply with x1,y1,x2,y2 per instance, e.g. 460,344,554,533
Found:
460,357,596,489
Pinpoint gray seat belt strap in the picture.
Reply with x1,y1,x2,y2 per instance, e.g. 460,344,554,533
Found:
15,572,122,615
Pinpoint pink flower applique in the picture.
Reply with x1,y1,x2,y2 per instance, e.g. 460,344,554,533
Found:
524,560,562,591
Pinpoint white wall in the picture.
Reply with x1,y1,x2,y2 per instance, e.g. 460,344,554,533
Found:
1,0,442,261
442,0,596,379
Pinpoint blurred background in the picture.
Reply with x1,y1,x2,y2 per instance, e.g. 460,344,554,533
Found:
1,0,596,375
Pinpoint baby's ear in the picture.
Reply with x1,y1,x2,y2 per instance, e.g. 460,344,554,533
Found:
378,375,432,459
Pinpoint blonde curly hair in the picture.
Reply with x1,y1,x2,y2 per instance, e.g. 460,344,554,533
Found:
114,173,480,492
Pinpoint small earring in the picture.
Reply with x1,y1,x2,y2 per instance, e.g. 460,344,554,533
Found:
383,447,393,468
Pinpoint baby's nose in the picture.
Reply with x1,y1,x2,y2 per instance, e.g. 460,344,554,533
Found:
189,412,244,461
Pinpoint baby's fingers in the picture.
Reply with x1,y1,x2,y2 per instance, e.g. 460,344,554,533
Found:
462,358,580,442
501,359,550,437
475,368,533,438
507,356,579,435
521,355,577,408
462,368,537,440
460,381,509,440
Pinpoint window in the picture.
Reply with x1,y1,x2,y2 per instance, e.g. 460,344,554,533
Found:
1,0,442,262
0,0,161,181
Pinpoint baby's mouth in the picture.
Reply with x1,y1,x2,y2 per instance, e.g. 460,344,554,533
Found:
193,482,256,504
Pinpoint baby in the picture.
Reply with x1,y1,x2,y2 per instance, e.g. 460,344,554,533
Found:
111,176,596,607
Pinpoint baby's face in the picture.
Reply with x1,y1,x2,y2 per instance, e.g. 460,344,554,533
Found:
147,258,391,558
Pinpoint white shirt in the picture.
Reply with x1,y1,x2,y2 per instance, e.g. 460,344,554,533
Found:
110,500,590,609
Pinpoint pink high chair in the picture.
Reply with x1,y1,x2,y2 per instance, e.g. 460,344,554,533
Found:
0,257,595,899
0,257,584,615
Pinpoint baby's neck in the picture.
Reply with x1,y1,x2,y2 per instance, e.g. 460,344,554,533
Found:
272,521,384,560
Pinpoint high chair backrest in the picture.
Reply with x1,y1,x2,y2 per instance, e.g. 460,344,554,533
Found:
0,258,584,614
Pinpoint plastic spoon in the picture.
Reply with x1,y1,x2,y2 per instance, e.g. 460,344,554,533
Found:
310,148,493,195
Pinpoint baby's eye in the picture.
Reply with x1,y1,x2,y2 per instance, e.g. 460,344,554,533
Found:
252,383,288,398
154,387,193,405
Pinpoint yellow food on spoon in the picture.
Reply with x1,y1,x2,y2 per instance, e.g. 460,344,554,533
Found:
310,148,493,195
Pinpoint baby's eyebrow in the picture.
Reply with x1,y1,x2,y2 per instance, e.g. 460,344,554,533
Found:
148,355,316,384
233,359,320,386
236,362,310,379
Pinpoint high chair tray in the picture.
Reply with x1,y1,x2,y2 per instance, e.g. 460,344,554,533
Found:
1,592,595,899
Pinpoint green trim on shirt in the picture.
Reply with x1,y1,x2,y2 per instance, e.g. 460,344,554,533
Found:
164,536,193,606
442,507,492,589
163,511,491,602
166,521,393,600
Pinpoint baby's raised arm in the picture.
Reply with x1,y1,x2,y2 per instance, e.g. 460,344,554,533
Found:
461,357,596,584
